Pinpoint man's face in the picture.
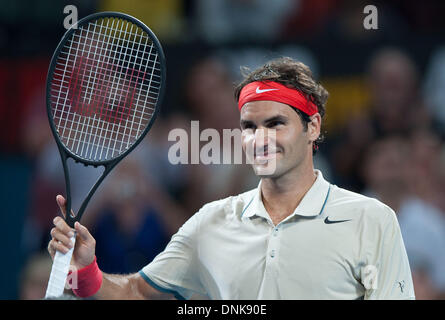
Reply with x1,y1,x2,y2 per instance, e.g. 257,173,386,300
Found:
240,101,319,178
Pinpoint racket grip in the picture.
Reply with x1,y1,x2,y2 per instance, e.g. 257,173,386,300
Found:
45,234,76,298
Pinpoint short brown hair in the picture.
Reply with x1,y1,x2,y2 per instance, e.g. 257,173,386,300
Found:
234,57,329,152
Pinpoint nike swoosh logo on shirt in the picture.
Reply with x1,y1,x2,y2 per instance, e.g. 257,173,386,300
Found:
256,86,279,94
324,217,351,224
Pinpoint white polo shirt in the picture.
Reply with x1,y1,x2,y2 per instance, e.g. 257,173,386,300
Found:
139,170,415,300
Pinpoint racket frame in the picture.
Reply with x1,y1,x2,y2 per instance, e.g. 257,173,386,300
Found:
46,11,166,227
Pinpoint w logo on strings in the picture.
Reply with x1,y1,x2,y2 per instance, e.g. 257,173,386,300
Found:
68,56,146,124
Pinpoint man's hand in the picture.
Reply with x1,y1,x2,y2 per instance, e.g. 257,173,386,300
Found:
47,195,168,300
48,195,96,269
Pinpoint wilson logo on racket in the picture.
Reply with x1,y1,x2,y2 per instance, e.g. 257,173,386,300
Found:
67,57,146,124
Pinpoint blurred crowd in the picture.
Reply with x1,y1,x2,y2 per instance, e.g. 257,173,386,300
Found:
1,0,444,300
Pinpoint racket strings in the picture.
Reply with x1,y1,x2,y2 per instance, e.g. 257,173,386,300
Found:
50,17,161,162
62,32,162,71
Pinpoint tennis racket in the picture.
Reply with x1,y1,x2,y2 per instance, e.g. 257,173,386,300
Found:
44,12,166,298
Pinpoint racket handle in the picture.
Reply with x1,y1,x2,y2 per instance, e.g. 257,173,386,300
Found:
45,234,76,298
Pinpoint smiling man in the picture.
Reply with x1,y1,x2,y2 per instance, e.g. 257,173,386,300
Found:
49,57,415,300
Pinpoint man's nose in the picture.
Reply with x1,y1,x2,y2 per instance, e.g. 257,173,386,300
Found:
254,127,269,142
254,127,276,150
253,128,267,149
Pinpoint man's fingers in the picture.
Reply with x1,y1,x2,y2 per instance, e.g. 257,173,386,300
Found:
50,228,74,249
48,238,70,254
56,195,67,218
56,195,76,219
74,222,95,244
53,216,74,237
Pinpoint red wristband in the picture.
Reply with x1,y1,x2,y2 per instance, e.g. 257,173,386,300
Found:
71,256,103,298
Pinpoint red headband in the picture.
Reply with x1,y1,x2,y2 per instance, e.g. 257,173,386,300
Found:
238,81,318,116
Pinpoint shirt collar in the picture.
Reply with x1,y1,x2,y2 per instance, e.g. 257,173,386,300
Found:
242,170,331,220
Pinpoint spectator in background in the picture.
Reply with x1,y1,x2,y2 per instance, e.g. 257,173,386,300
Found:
406,129,445,213
366,48,431,138
328,112,375,192
184,57,240,132
361,136,408,212
328,47,429,192
361,135,445,299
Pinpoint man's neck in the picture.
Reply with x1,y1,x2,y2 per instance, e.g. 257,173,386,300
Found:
260,166,317,226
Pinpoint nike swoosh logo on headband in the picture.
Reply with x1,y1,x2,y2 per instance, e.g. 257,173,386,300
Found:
256,86,279,94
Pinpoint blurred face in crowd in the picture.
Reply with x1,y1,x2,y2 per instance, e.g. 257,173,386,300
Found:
404,130,444,199
370,54,416,108
362,137,409,191
185,59,239,130
240,101,320,178
368,49,418,132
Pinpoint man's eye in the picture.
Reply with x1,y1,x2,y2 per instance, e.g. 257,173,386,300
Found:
242,123,255,130
268,121,283,127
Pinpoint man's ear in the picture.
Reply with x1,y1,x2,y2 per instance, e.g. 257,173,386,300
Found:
308,113,321,143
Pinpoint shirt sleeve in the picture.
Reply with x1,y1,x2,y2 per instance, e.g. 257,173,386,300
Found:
139,208,207,300
363,205,415,300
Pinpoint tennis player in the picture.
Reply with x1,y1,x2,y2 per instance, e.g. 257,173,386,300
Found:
48,57,415,299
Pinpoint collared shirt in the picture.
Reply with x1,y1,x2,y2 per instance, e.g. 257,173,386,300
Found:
139,170,415,299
